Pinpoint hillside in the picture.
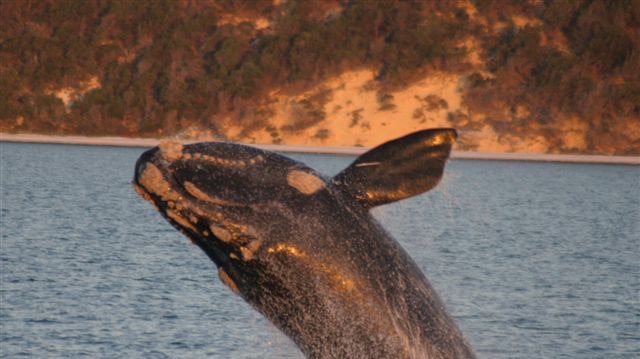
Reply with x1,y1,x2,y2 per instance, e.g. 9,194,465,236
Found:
1,0,639,154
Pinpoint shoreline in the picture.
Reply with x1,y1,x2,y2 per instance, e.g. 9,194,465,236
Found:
1,133,638,165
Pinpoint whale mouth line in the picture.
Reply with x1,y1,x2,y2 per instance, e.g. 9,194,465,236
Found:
132,172,257,270
133,181,204,237
133,173,225,248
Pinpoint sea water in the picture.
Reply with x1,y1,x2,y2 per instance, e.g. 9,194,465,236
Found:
1,142,638,358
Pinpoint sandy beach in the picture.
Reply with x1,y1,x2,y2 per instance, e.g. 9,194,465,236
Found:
1,133,638,165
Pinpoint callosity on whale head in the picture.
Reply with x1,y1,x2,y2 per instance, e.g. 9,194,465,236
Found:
133,128,476,359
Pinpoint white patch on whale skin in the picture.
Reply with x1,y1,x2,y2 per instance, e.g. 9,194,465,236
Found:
159,141,183,162
210,224,233,242
287,170,324,194
239,246,253,261
166,209,197,233
138,163,181,202
187,153,248,168
240,239,263,261
355,161,381,167
183,181,244,207
248,155,264,165
218,268,239,294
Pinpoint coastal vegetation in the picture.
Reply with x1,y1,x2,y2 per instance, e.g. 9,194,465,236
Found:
1,0,638,154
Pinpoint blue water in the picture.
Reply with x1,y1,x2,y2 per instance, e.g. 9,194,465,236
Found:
1,142,638,358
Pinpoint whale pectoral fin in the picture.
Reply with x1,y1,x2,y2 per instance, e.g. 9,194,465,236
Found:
332,128,457,208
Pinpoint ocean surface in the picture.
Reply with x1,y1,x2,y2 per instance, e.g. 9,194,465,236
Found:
1,142,638,358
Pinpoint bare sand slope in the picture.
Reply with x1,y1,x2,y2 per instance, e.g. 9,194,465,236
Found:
215,69,630,155
2,133,638,165
222,69,466,148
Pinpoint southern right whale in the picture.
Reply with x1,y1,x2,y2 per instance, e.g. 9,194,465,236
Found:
133,128,476,358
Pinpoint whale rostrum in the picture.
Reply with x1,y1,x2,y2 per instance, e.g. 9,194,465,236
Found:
133,128,476,359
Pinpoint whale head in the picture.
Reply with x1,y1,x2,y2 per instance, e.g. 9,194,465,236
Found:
133,139,332,289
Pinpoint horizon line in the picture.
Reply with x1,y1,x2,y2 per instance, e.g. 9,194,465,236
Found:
1,133,638,165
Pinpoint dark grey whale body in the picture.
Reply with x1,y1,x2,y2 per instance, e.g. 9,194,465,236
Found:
133,128,475,358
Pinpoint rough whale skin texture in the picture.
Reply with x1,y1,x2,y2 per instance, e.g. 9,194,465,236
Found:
133,128,476,359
